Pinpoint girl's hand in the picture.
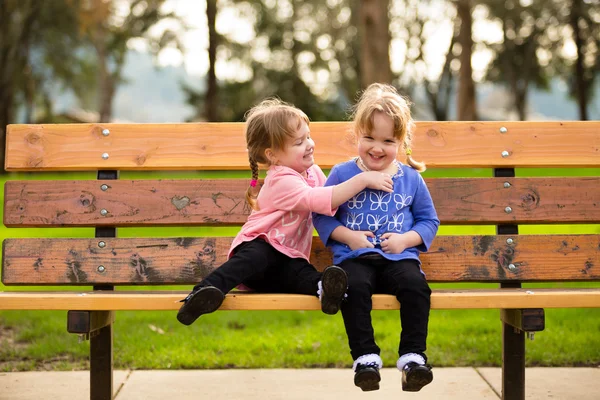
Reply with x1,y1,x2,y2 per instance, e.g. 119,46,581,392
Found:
362,171,393,193
345,230,376,251
380,232,410,254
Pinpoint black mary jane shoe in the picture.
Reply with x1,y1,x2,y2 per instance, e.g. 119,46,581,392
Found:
402,362,433,392
176,286,225,326
320,265,348,315
354,363,381,392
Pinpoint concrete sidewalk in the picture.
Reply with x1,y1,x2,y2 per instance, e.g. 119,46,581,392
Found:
1,368,599,400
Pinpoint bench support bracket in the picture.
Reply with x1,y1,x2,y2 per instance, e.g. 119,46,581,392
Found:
500,309,545,333
67,311,115,338
89,169,118,400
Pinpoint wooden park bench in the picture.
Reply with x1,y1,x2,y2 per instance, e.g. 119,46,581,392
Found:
0,121,599,400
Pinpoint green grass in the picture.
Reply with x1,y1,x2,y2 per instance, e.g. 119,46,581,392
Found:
1,168,599,371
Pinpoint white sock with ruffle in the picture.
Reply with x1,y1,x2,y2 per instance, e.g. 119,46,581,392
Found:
396,353,426,371
353,353,383,372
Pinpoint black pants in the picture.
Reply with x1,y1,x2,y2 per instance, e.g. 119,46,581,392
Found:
194,238,321,296
339,256,431,361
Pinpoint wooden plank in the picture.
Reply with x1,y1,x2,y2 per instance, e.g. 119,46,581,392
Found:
0,288,599,310
3,235,599,285
5,177,600,227
3,179,255,227
429,177,600,224
5,121,600,171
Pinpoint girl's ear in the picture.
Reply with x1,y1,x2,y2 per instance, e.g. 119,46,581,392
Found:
264,148,277,165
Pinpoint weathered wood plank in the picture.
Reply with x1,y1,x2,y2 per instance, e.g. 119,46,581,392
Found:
5,121,600,171
1,289,600,310
3,179,255,227
5,177,599,227
3,235,599,285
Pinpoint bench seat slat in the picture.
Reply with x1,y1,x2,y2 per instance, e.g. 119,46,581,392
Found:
6,121,600,171
4,177,600,227
1,288,599,310
3,235,599,284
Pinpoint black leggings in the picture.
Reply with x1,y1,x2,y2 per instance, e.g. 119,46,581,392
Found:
339,256,431,361
194,239,322,296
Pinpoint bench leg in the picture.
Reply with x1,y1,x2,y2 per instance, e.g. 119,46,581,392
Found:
90,324,113,400
502,318,525,400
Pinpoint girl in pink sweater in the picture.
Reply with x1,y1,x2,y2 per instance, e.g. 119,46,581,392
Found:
177,99,393,326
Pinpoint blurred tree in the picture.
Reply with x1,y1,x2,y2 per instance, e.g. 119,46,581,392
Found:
455,0,477,120
0,0,90,169
0,1,36,150
187,0,350,122
394,0,457,120
483,0,550,121
321,0,362,104
359,0,392,87
558,0,599,120
78,0,183,122
205,0,219,121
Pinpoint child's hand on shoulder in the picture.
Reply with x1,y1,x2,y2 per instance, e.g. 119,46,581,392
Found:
380,232,410,254
361,171,393,193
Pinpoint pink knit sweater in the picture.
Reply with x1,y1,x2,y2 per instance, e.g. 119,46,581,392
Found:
228,164,336,261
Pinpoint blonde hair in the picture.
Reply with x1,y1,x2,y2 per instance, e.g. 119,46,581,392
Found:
244,98,310,210
351,83,425,172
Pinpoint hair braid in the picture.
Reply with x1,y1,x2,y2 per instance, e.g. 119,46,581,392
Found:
245,157,260,210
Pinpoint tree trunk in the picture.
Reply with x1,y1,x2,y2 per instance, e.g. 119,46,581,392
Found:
359,0,392,88
0,3,16,165
570,0,588,121
94,25,114,123
456,0,477,120
205,0,218,122
0,1,37,169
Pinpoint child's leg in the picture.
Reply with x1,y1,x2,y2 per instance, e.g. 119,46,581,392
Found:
246,256,321,294
379,259,431,359
339,257,381,391
195,239,277,293
244,256,347,314
177,239,278,325
379,259,433,391
340,257,379,359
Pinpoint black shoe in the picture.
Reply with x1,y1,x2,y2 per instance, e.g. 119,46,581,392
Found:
354,362,381,392
402,362,433,392
320,265,348,315
177,286,225,326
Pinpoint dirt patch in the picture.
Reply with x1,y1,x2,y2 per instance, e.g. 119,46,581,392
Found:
0,326,88,371
0,326,28,351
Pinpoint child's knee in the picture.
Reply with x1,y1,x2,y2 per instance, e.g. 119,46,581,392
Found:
346,280,373,297
396,275,430,295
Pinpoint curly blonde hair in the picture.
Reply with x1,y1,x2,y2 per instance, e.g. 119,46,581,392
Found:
351,83,425,172
244,98,310,210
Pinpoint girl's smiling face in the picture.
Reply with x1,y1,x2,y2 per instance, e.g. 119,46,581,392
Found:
268,121,315,175
357,111,399,172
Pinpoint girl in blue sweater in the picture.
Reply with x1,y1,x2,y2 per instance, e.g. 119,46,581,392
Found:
313,83,439,393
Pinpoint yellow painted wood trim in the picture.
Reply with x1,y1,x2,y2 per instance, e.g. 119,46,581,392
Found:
1,289,599,310
6,121,600,170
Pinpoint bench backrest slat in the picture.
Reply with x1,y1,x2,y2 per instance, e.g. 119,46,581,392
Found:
6,121,600,170
3,235,599,285
4,177,599,227
3,121,599,288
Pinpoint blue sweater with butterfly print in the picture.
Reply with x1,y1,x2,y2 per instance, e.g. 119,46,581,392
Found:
313,159,440,266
